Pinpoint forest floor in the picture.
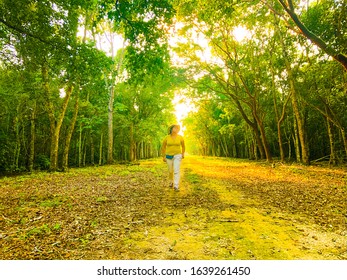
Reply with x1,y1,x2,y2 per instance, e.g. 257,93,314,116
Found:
0,156,346,260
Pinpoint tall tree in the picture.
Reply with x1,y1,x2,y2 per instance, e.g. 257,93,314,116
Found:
95,0,175,163
0,0,82,171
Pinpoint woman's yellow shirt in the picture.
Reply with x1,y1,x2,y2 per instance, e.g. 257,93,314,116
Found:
164,135,184,155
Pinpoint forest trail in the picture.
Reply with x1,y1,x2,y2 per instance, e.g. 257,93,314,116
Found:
0,156,346,260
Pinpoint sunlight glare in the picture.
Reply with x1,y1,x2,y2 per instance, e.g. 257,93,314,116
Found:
173,94,196,135
59,88,66,98
233,26,251,42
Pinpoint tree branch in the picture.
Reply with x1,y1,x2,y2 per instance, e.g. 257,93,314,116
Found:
1,19,51,46
275,0,347,71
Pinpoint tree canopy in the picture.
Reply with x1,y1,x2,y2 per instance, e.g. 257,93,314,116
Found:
0,0,346,173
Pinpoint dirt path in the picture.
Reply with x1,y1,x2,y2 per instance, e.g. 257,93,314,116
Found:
137,156,346,260
0,156,346,259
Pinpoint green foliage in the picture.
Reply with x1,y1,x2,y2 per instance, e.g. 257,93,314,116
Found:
35,155,51,170
0,0,346,173
24,224,51,239
175,0,238,23
301,0,347,53
98,0,175,81
0,0,177,172
40,197,64,207
53,223,62,231
173,0,347,163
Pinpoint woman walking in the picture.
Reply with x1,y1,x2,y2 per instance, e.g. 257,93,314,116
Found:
161,124,185,191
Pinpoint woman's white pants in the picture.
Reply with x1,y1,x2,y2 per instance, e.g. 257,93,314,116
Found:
166,154,182,189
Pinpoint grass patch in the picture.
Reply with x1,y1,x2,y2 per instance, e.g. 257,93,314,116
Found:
23,224,51,239
184,169,203,184
40,196,66,207
95,196,108,203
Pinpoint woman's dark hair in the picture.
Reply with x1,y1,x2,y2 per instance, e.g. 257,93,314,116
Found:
168,124,179,135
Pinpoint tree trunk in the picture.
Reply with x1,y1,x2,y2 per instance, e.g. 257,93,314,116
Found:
271,63,284,161
78,123,82,167
14,116,20,170
326,116,337,166
287,135,292,161
231,132,237,158
83,132,87,166
277,122,284,161
28,101,36,172
308,98,347,161
274,15,309,164
62,94,79,171
129,122,136,161
42,64,73,171
99,132,103,165
107,84,114,164
231,97,265,159
291,91,309,164
221,136,229,157
253,112,272,161
51,85,73,171
21,122,27,162
90,134,95,165
42,64,55,168
106,32,125,164
140,141,144,159
292,115,301,162
340,128,347,159
276,98,291,162
270,53,291,162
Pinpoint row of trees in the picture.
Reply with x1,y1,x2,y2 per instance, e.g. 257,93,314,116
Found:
1,0,346,173
179,0,347,165
0,0,177,173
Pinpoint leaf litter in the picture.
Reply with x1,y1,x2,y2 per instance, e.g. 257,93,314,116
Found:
0,156,346,260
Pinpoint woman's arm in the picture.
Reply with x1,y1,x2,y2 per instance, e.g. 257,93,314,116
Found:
161,138,167,162
181,138,185,159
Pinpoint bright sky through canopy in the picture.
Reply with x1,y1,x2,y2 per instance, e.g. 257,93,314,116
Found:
173,94,196,135
79,21,249,136
233,26,251,41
